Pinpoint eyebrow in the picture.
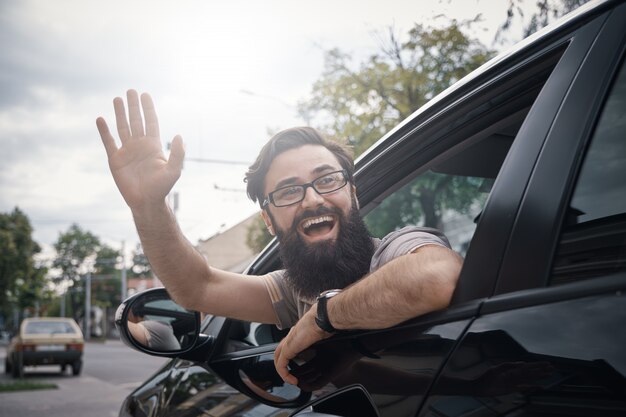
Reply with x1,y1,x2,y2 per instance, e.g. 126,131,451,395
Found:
273,164,338,189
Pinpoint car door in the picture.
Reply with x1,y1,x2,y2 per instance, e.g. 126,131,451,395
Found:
419,4,626,416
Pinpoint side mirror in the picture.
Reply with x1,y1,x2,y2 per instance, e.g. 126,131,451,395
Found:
115,287,212,358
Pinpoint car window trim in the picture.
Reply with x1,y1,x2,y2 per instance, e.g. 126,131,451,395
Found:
481,272,626,316
211,298,483,362
494,3,626,294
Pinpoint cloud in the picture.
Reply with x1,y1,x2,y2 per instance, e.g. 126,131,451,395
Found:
0,0,517,254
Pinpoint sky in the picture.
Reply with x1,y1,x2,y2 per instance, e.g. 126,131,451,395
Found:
0,0,531,262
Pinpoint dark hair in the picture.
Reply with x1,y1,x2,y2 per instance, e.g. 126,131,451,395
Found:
245,127,354,208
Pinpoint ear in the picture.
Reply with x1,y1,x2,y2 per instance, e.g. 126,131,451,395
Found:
351,184,360,210
261,210,275,236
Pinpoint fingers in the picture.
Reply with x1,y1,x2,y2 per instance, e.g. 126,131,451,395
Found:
96,117,118,158
168,135,185,174
141,93,160,138
274,340,298,385
113,97,131,143
127,90,145,137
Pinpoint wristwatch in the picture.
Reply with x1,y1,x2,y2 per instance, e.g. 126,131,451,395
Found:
315,289,342,333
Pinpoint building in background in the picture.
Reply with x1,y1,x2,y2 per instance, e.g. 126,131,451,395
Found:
195,213,260,273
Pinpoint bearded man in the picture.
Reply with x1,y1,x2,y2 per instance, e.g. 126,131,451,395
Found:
96,90,463,385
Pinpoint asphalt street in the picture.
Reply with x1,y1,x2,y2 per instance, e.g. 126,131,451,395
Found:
0,339,169,417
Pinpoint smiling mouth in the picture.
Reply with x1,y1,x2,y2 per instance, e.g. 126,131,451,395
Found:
300,215,337,238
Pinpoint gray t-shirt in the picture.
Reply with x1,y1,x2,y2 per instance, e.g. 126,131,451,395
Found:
261,226,451,329
142,320,181,351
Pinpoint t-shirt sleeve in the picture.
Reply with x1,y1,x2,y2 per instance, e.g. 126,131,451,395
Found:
262,271,300,330
370,226,451,271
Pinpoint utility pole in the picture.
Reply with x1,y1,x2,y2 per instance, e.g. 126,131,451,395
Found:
120,240,127,301
84,272,91,340
60,287,65,317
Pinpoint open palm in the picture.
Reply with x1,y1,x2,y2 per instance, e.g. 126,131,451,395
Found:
96,90,184,210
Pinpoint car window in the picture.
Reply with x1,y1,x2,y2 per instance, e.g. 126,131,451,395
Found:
362,41,569,259
551,57,626,285
224,320,289,351
363,104,531,257
365,170,491,256
24,320,77,335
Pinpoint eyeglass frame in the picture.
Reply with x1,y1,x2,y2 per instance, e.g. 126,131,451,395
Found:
262,169,350,208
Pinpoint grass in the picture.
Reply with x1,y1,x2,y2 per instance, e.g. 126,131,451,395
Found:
0,380,58,392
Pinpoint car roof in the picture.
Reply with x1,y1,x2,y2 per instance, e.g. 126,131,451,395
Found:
23,317,77,322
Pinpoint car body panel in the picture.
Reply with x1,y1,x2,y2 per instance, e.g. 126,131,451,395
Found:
421,281,626,416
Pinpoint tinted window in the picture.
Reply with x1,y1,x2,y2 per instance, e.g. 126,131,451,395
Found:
24,320,77,334
552,59,626,285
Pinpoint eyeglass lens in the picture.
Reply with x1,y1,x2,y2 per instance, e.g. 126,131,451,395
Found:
271,171,347,207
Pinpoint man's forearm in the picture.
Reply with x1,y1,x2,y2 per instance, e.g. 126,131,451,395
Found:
131,200,212,310
329,245,462,330
273,245,463,385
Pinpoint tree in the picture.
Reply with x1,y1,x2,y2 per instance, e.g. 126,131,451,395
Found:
497,0,591,40
246,215,274,253
0,208,48,328
130,243,152,277
299,22,494,156
92,244,122,311
94,244,120,276
298,22,494,234
52,224,100,321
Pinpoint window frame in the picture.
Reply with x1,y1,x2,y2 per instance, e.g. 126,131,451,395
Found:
493,3,626,296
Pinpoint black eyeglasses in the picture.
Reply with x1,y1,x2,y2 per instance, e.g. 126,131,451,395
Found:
262,170,349,208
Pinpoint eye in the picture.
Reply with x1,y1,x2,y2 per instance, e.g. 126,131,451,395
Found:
316,173,341,189
274,186,302,200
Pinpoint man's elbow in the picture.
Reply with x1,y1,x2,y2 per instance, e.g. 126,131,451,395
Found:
432,250,463,310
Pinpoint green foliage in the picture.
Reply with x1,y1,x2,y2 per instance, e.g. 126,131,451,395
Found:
365,173,488,238
53,224,100,282
94,244,120,275
0,208,48,326
246,215,274,253
52,224,101,320
130,243,152,277
497,0,591,40
92,244,122,309
299,22,494,156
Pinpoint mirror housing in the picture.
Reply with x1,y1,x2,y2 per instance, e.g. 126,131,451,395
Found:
115,287,214,360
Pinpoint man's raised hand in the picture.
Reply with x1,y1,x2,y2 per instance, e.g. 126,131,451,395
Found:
96,90,184,211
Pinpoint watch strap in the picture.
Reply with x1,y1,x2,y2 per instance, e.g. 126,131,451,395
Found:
315,289,341,333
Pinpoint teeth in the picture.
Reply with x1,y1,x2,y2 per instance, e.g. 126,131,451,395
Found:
302,216,334,230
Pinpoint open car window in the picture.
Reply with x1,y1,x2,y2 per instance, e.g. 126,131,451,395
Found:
363,56,562,258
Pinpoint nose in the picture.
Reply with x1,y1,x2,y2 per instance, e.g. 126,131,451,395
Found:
300,184,325,209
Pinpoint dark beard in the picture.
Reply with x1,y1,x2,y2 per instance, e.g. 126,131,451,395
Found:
275,203,375,300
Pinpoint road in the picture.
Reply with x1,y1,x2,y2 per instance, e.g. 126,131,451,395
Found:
0,340,170,417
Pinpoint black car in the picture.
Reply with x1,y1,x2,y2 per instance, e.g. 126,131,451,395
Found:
115,1,626,416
